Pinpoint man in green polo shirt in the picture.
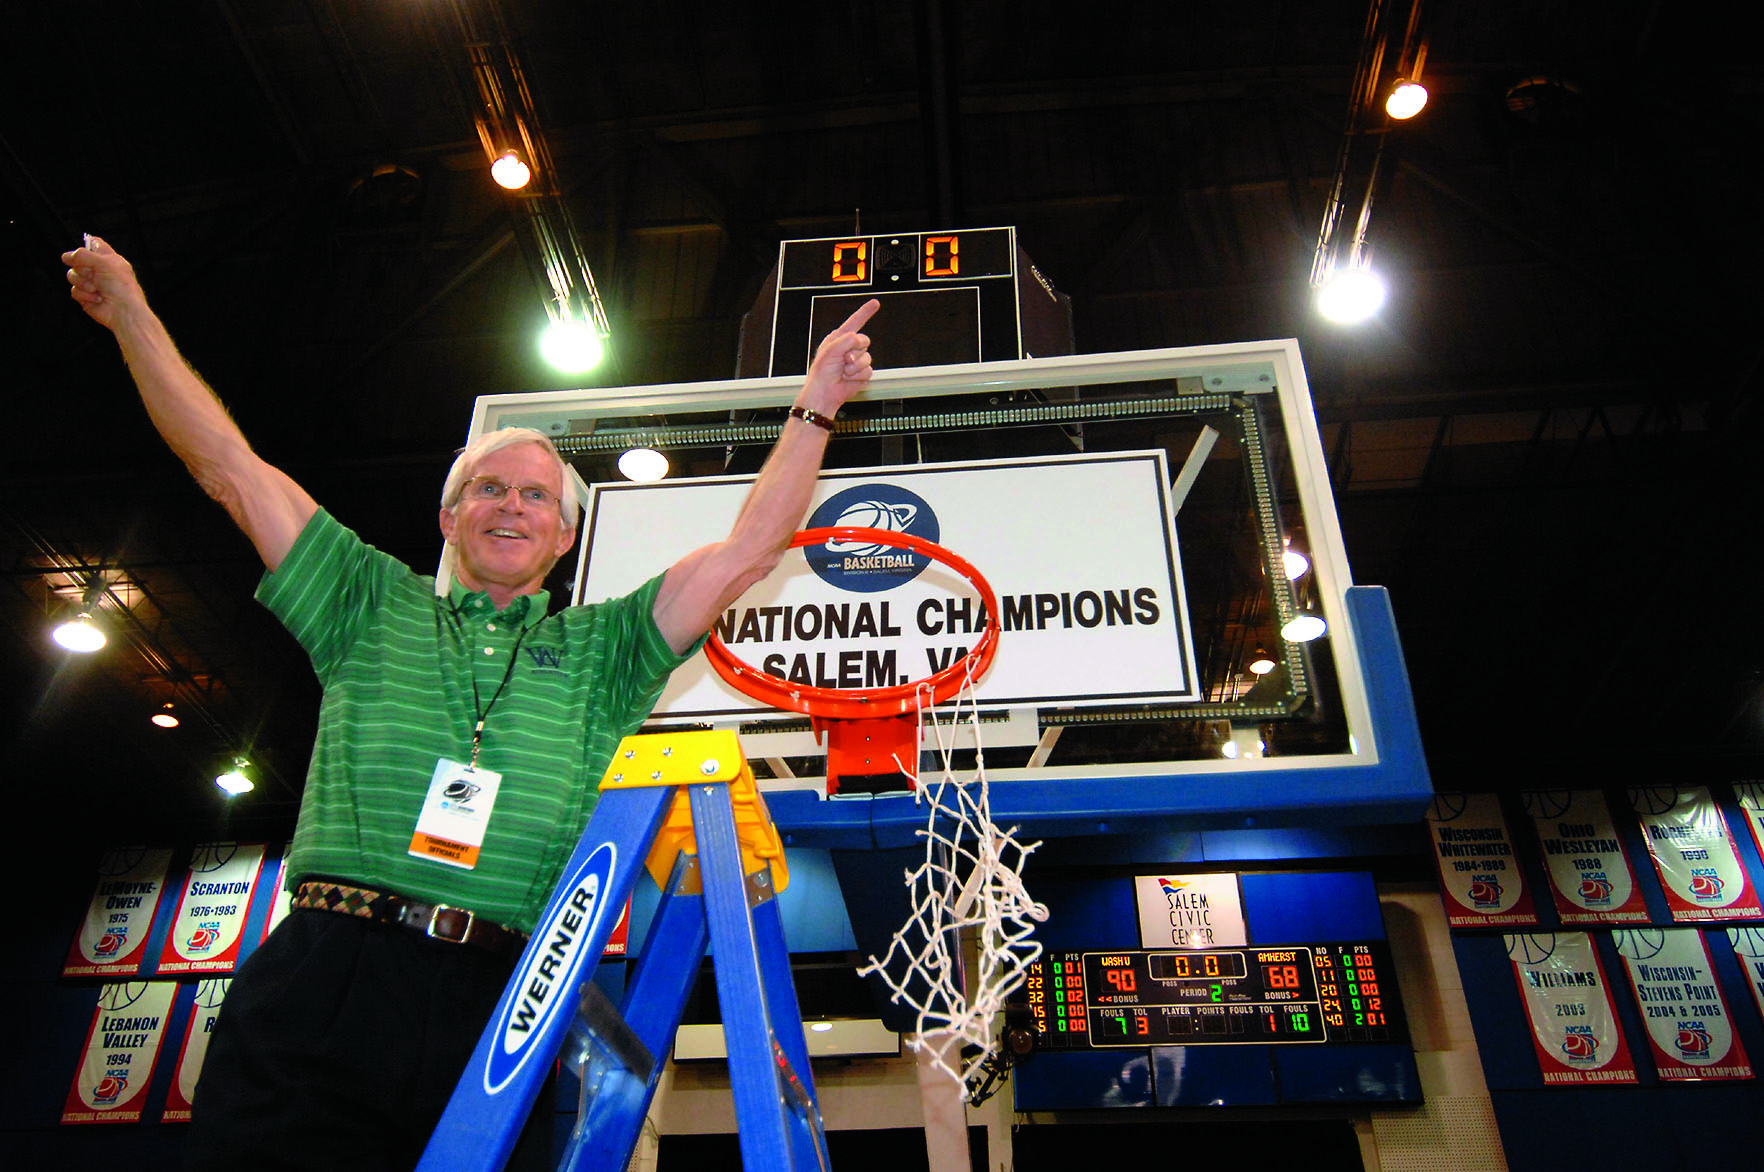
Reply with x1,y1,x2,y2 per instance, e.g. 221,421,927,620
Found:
64,235,877,1171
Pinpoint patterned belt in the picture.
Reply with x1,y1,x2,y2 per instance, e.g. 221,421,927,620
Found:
292,881,527,960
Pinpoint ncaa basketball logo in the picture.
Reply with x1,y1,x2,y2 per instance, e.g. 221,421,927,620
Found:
1560,1027,1600,1062
805,484,940,593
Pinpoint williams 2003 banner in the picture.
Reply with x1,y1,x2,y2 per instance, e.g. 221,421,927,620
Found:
61,981,177,1124
1524,790,1649,924
1506,933,1637,1085
578,452,1199,717
1630,786,1762,922
1613,929,1752,1080
156,842,268,975
61,847,173,979
1427,793,1539,928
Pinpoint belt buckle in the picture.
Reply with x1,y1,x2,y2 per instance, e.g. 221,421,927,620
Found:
425,903,474,943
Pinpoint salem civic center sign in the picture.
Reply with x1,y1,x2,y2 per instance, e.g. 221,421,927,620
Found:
577,451,1199,717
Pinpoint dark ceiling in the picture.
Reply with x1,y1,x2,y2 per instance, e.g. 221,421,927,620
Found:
4,1,1760,846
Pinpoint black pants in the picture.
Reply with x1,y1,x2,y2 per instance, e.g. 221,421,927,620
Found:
186,909,555,1172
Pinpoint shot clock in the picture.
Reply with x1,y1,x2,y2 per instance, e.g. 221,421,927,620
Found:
736,226,1073,378
1020,943,1407,1051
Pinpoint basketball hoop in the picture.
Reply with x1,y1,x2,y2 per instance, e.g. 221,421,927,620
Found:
705,526,1000,794
705,526,1042,1096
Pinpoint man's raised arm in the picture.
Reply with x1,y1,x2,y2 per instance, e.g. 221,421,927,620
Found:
63,237,317,571
651,299,879,654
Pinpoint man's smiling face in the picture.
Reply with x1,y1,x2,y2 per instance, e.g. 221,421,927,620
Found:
438,441,577,609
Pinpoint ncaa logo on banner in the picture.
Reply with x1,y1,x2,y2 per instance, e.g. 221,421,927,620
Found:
805,485,939,593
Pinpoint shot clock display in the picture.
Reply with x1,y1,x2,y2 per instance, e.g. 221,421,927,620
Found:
755,227,1054,377
1021,943,1407,1050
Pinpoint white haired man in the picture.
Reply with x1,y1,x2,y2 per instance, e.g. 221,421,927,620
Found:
64,236,876,1171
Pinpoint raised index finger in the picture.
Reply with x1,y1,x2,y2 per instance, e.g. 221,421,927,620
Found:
836,298,880,335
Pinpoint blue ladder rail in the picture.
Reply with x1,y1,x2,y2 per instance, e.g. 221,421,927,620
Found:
419,730,831,1172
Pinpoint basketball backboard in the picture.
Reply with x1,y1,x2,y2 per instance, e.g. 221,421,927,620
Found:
467,338,1432,845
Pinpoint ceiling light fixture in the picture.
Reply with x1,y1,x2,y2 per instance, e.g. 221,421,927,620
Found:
53,610,107,653
540,317,606,373
151,702,180,729
52,577,109,653
1386,79,1428,119
215,758,254,796
1315,263,1388,324
490,149,531,191
1248,647,1277,676
1283,543,1311,580
617,447,669,483
1281,612,1328,643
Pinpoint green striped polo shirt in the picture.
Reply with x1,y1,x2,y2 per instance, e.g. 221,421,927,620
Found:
258,509,698,933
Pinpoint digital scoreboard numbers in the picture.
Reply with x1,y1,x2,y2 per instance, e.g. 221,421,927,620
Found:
766,227,1024,376
1023,944,1407,1050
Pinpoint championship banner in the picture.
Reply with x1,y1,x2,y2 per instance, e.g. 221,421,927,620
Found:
61,846,173,978
161,979,230,1122
1524,790,1648,924
1505,933,1637,1085
1630,786,1762,922
579,452,1200,715
1427,793,1539,927
61,981,177,1124
259,854,292,943
156,842,267,975
1613,929,1753,1080
1733,781,1764,870
1725,927,1764,1027
1134,873,1247,948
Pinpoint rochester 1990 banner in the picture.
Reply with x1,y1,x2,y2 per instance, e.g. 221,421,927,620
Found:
577,452,1198,717
1630,786,1762,922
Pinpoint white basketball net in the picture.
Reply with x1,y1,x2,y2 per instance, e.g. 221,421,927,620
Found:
855,675,1047,1087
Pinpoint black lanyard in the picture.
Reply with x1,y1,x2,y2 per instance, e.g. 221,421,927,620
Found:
445,600,538,768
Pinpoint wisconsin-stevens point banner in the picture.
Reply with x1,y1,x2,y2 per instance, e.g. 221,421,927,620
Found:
157,843,267,975
162,979,230,1121
61,981,177,1124
1427,793,1538,927
1524,790,1649,924
1630,786,1762,922
62,847,173,978
1506,933,1637,1085
578,452,1199,716
1614,929,1752,1080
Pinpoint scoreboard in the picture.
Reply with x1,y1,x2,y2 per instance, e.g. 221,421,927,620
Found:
739,226,1072,378
1023,943,1408,1050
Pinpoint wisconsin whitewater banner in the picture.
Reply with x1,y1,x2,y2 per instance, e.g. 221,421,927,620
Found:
1524,790,1649,924
162,979,230,1121
1630,786,1762,922
157,843,267,975
61,847,173,978
1506,933,1637,1085
1428,793,1538,927
1613,929,1752,1080
61,981,177,1124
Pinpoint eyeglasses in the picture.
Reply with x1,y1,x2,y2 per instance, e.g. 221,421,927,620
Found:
461,476,561,511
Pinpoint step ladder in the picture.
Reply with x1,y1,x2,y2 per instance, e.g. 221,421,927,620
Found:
418,729,832,1172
